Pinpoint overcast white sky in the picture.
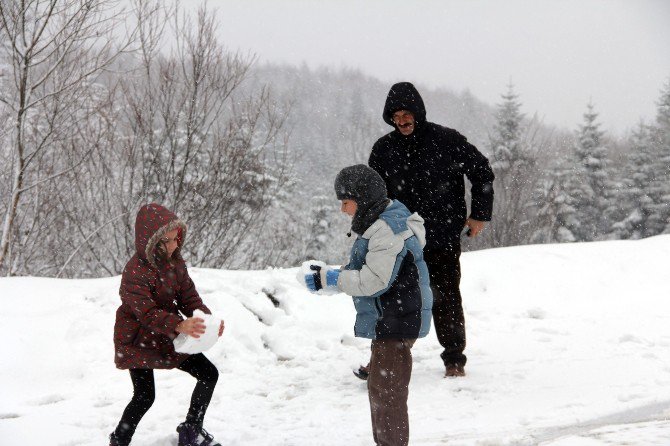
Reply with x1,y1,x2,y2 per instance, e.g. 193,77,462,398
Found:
201,0,670,135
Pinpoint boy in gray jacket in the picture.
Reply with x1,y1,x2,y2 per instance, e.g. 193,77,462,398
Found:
303,164,433,446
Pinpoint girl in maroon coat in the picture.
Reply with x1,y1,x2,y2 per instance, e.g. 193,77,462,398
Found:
110,203,224,446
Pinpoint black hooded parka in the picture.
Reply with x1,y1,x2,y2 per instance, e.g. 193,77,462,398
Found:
369,82,495,249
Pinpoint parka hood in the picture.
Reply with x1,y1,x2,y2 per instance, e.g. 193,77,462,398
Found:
334,164,389,235
134,203,187,268
406,212,427,248
376,200,427,248
382,82,427,128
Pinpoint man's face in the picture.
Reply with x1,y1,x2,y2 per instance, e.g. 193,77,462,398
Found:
340,199,357,217
392,110,415,135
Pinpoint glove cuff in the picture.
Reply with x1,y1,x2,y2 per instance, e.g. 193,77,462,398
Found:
325,269,340,288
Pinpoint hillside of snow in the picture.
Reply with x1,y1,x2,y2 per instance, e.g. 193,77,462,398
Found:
1,236,670,445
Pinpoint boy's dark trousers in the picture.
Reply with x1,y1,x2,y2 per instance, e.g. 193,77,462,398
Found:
367,338,416,446
424,244,467,368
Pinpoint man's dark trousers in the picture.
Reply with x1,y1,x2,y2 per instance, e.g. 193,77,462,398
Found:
424,243,466,367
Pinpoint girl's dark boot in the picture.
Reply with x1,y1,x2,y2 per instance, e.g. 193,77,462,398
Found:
109,432,130,446
176,422,221,446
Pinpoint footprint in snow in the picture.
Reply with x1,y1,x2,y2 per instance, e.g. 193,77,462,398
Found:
0,413,21,419
28,393,66,406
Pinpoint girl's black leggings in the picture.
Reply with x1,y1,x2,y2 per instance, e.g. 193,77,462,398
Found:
113,353,219,442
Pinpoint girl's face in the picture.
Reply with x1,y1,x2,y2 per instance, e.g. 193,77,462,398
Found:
340,199,357,217
159,229,180,259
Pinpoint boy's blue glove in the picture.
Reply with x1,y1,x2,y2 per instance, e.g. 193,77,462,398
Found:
304,264,340,292
304,265,322,292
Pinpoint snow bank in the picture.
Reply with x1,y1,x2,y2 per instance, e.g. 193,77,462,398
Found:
1,236,669,445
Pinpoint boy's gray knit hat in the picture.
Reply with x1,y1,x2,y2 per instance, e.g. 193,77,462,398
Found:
334,164,387,203
334,165,389,235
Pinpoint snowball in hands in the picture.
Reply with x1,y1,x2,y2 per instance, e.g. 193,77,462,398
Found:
173,309,221,354
297,260,340,295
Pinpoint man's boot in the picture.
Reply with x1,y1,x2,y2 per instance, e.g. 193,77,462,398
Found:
445,364,465,377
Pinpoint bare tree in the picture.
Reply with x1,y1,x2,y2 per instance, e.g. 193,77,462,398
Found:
127,5,291,268
51,3,294,276
0,0,134,274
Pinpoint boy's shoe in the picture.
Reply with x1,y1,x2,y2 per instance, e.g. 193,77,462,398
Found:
353,364,370,381
176,422,221,446
445,364,466,377
109,432,129,446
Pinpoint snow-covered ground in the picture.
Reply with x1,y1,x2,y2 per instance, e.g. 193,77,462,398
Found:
2,236,670,445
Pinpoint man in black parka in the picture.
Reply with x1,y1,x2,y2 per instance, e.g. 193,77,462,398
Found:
368,82,494,377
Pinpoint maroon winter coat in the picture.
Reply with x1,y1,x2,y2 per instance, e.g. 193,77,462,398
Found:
114,203,210,369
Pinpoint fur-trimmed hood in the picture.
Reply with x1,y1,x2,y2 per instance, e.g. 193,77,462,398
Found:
134,203,187,269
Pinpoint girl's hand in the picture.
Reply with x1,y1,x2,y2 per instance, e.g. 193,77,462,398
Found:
218,320,225,337
176,317,206,338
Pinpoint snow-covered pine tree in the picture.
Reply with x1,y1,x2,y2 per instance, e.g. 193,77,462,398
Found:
486,83,538,246
650,79,670,233
611,122,659,239
304,196,335,262
300,194,353,266
570,102,612,241
344,86,383,165
491,83,525,172
530,162,578,243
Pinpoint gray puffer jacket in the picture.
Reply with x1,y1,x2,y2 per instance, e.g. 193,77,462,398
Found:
338,200,433,340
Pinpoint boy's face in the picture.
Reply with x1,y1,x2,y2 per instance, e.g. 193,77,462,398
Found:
340,199,357,217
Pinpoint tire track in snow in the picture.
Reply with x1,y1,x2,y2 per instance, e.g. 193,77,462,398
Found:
533,400,670,443
415,400,670,444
